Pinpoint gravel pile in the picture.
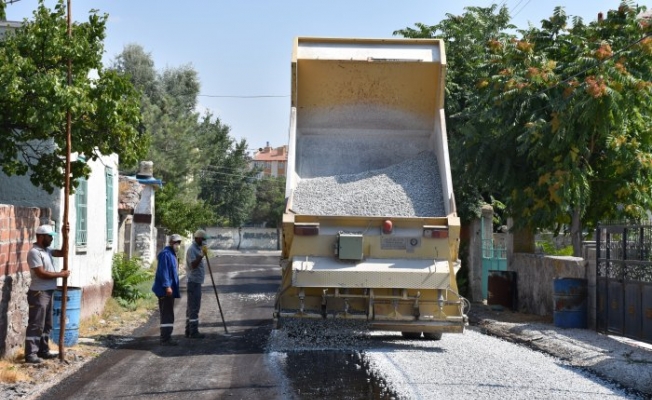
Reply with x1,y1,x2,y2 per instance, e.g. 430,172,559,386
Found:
291,151,445,217
363,329,642,399
267,319,371,352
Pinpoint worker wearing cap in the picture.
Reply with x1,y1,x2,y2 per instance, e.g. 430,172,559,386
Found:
185,230,209,339
24,224,71,364
152,234,182,346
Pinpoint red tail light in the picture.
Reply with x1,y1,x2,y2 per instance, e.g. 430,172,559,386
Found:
382,220,393,234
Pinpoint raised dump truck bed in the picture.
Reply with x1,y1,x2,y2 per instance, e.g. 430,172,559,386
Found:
276,37,467,338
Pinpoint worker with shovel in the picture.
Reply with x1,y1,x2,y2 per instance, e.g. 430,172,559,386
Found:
185,230,208,339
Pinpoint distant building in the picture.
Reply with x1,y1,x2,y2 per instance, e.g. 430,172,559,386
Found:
0,20,21,39
251,142,287,178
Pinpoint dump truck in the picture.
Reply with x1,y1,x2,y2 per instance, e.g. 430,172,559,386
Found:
275,37,468,339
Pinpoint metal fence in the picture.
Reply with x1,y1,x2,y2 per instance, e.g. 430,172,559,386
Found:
596,221,652,344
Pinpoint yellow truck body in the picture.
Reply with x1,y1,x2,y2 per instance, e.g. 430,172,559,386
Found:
276,37,467,337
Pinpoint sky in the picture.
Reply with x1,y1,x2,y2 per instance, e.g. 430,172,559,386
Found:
4,0,648,154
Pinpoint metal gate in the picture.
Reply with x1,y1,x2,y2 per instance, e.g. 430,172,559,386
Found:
481,224,507,300
596,222,652,344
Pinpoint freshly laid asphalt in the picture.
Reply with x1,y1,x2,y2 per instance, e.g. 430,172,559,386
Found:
39,252,287,399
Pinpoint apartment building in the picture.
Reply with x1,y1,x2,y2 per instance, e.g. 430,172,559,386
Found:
251,142,288,178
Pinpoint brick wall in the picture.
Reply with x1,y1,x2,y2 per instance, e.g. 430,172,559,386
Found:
0,204,43,357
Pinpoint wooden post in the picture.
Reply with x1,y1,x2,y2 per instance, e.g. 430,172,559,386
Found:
58,0,72,362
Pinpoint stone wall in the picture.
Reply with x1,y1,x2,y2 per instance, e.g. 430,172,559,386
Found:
509,252,595,329
205,227,280,250
0,205,41,357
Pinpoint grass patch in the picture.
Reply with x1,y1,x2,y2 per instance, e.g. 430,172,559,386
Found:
535,240,574,256
0,359,30,383
79,294,157,338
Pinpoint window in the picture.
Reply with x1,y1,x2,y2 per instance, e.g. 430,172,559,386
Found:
75,177,88,247
105,167,114,247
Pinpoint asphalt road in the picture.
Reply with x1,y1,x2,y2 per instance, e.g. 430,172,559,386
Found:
39,253,287,399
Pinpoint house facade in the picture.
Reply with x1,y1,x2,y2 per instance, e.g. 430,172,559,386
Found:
0,154,120,322
251,142,288,178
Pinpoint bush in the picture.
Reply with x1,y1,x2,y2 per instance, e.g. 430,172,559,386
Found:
535,240,574,256
111,253,153,307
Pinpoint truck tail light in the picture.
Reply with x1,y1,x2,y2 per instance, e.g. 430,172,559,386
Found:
294,223,319,236
423,225,448,239
382,220,393,234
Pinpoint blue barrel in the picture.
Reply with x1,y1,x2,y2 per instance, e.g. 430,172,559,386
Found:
52,287,82,346
553,278,587,329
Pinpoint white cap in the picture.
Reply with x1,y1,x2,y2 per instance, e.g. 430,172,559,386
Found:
194,229,207,239
36,225,57,236
169,234,183,243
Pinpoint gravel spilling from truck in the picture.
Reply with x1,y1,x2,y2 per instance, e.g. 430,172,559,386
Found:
267,319,371,351
291,151,445,217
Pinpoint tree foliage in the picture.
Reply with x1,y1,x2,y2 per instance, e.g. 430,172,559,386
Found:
0,0,147,193
466,2,652,253
112,43,257,230
394,5,515,223
154,182,215,236
112,44,202,197
199,138,257,227
249,176,286,228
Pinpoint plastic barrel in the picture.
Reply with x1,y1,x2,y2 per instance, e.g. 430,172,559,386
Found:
52,287,82,346
553,278,587,329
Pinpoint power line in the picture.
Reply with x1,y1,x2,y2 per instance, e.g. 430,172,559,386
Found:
512,0,532,19
510,0,526,15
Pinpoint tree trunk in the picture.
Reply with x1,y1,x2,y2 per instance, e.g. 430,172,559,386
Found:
571,207,583,257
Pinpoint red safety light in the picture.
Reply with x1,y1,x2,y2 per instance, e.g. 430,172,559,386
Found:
294,223,319,236
382,220,393,234
423,225,448,238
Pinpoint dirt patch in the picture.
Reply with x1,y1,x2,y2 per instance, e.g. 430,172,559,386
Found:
468,303,552,326
0,299,156,400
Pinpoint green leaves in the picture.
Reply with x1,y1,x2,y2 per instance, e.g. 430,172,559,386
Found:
0,0,146,193
468,2,652,250
155,183,215,236
111,253,152,307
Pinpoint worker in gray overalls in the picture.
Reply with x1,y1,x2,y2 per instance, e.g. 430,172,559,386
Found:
185,229,208,339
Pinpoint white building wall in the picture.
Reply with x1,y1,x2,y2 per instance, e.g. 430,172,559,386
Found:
0,152,119,318
0,155,118,284
65,155,119,289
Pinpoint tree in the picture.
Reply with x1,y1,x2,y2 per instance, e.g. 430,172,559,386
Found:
249,176,286,228
111,44,159,101
154,182,215,236
0,0,147,193
112,44,260,229
199,137,257,227
468,2,652,255
111,46,203,198
394,5,515,223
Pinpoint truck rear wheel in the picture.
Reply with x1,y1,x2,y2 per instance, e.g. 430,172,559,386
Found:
401,331,422,339
423,332,442,340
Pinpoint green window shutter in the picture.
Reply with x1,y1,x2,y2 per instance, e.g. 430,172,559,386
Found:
75,178,88,246
105,167,114,245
